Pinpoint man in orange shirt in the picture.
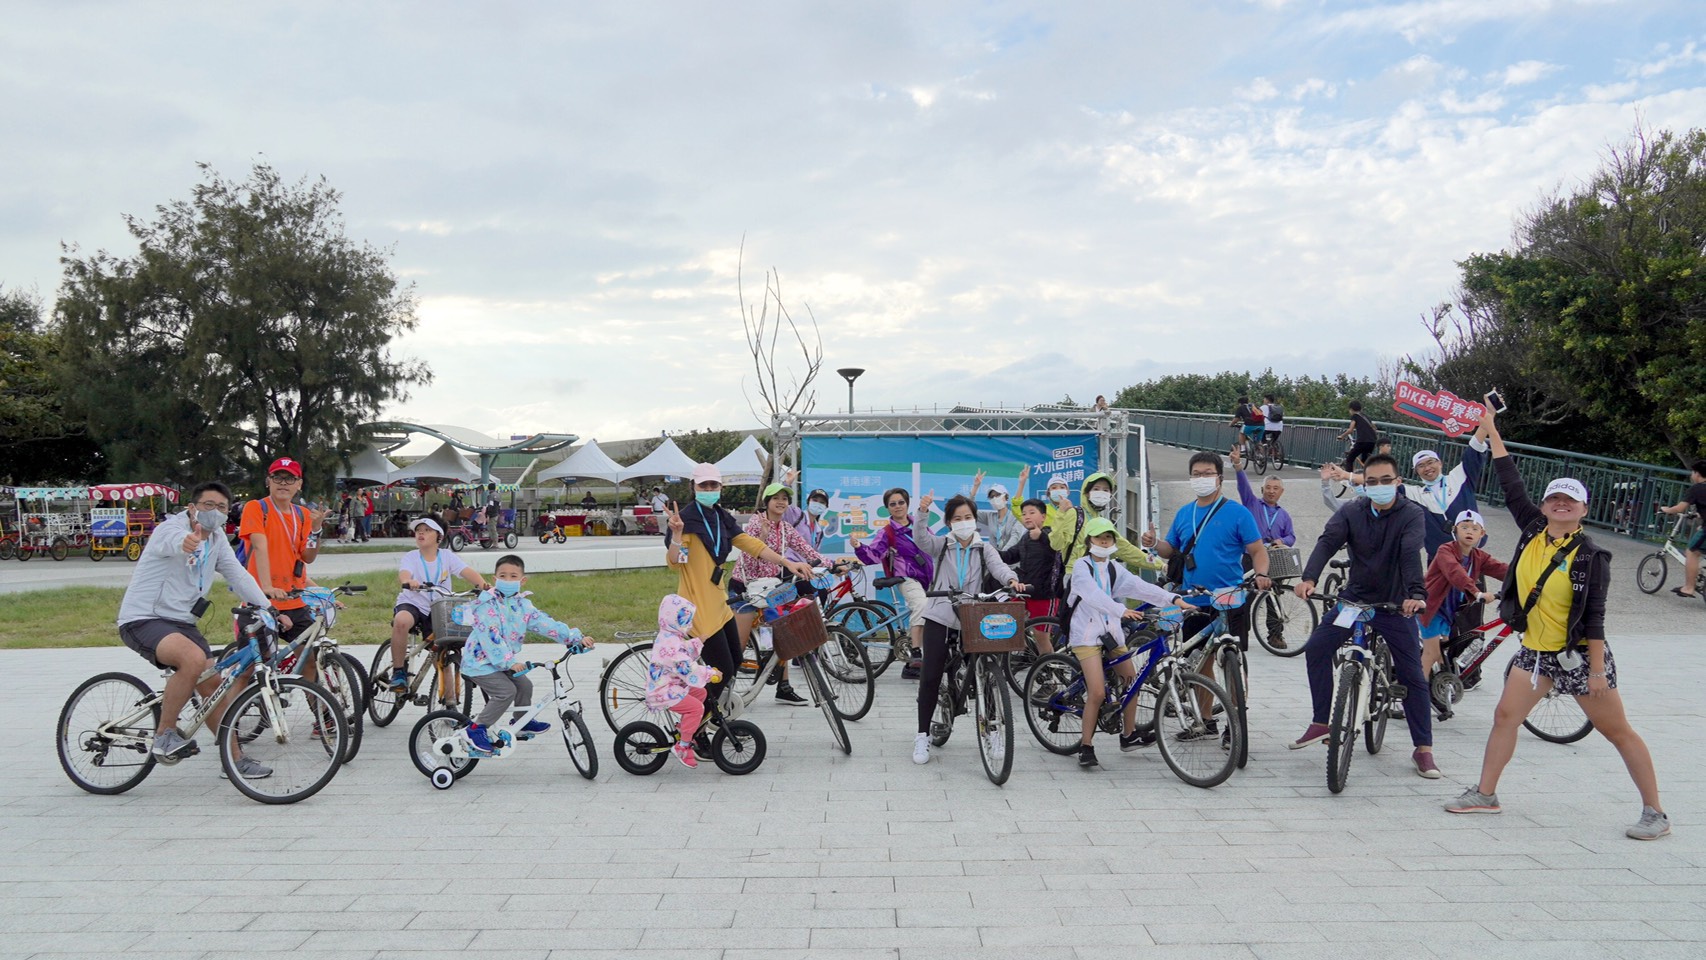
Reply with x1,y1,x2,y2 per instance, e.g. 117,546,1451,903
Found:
240,457,329,648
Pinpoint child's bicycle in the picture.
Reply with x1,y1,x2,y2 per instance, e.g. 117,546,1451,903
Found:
367,584,482,727
1636,514,1705,602
1429,609,1594,744
406,646,599,788
56,605,349,804
1309,594,1404,794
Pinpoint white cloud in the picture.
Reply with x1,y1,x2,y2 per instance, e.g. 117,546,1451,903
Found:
1632,40,1706,78
1237,77,1280,102
1499,60,1561,86
1319,0,1625,43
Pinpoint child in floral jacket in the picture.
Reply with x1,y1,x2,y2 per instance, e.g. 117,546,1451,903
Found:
647,594,720,768
451,554,592,755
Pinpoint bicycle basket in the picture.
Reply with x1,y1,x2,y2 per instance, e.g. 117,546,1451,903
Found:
957,602,1027,654
744,578,796,609
431,598,474,644
1211,589,1247,611
770,602,830,660
1265,546,1302,580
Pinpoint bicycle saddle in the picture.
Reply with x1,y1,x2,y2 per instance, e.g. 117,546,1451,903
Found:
1328,558,1350,569
429,635,468,650
872,576,906,590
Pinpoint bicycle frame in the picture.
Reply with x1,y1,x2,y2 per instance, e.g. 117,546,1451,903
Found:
94,635,266,756
428,651,584,759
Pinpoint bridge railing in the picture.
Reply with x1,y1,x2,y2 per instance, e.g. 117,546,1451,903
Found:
1122,408,1692,544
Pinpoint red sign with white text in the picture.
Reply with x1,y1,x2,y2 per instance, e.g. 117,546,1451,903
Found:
1392,382,1485,437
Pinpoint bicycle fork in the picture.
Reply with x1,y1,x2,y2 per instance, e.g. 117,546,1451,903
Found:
1332,648,1372,729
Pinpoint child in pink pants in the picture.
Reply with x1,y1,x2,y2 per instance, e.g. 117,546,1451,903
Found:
646,595,719,768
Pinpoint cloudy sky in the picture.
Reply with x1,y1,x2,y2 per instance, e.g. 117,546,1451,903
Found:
5,1,1703,450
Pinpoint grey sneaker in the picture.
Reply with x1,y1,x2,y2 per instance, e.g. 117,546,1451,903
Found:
150,728,197,763
1444,787,1500,814
1627,806,1671,841
220,756,274,780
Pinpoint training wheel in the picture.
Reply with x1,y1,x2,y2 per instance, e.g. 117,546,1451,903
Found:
430,767,455,790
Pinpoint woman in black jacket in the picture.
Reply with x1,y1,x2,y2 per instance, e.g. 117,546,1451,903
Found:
1446,410,1668,840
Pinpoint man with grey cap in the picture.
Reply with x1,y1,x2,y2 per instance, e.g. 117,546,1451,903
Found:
384,516,492,692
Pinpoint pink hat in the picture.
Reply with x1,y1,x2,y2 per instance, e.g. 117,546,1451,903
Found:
691,462,722,485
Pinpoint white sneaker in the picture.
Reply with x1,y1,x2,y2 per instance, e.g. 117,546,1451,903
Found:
912,733,931,765
985,731,1004,758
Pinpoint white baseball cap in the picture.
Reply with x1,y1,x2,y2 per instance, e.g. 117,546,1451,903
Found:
408,517,444,536
1412,450,1441,468
1454,509,1485,527
1542,478,1589,503
1047,474,1069,489
987,484,1009,499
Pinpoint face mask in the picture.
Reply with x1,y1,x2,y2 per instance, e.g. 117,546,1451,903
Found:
988,496,1007,512
1088,543,1117,559
1366,484,1398,506
1188,476,1219,498
695,491,720,507
807,502,827,517
493,579,521,597
950,519,977,540
1049,488,1068,503
1087,490,1112,508
195,508,226,532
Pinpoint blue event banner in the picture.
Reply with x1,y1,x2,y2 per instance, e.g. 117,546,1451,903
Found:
800,434,1099,557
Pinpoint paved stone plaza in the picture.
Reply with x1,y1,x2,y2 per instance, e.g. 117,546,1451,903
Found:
5,448,1703,959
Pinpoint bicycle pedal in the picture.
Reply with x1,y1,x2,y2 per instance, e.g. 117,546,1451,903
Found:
515,732,538,741
1388,684,1408,699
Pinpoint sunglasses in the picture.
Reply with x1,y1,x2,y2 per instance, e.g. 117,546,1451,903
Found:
1364,475,1401,486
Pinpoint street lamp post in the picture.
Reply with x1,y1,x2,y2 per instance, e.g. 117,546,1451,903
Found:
836,367,865,431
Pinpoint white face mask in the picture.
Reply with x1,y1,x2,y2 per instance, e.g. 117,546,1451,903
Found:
1189,476,1220,498
988,495,1007,512
950,519,978,540
1088,542,1117,559
1087,490,1112,508
1049,487,1068,503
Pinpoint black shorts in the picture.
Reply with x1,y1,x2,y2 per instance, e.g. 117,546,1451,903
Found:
394,603,431,635
119,619,211,669
1510,645,1618,696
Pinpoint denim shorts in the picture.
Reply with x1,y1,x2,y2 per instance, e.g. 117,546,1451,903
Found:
1510,645,1617,696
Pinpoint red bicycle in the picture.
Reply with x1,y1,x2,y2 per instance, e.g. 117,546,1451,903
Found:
1431,615,1593,743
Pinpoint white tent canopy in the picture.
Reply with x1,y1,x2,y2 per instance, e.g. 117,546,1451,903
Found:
712,434,770,484
397,442,480,483
619,437,700,482
337,446,399,486
537,439,627,483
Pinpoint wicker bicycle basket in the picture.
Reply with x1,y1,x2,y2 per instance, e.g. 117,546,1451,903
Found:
957,602,1028,654
1265,546,1303,581
770,602,830,661
431,598,473,644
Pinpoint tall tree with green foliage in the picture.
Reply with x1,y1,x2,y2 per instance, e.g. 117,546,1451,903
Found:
54,162,431,489
1112,369,1392,420
0,287,103,483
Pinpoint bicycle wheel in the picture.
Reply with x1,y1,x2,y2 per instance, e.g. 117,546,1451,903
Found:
88,543,104,561
317,650,366,764
815,625,874,722
57,672,160,796
613,720,672,775
538,532,552,544
49,537,69,561
599,642,655,733
1022,652,1086,755
1253,445,1270,475
559,709,598,780
366,644,408,728
1216,645,1249,771
711,719,767,775
929,663,958,747
1004,615,1064,695
410,708,480,781
217,678,347,804
1154,671,1238,789
1251,590,1314,658
1636,553,1667,594
0,539,14,561
973,657,1014,786
1365,641,1391,755
1326,662,1360,794
1272,438,1286,468
826,601,900,677
801,656,851,755
427,656,474,715
1506,660,1595,743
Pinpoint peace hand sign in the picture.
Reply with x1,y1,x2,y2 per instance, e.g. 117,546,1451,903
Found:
1017,465,1030,489
666,502,685,537
970,469,986,495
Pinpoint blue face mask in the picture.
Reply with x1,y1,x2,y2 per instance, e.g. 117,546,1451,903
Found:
695,491,721,507
1366,484,1398,506
493,579,521,597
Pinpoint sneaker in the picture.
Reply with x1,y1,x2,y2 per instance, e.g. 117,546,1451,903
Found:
1388,701,1406,720
1269,636,1287,650
1627,806,1671,841
985,730,1004,759
901,658,922,680
150,728,198,763
1078,744,1099,768
1445,787,1501,814
912,733,931,764
220,756,273,780
774,683,808,706
388,667,409,692
515,719,551,740
1174,719,1219,742
1413,749,1442,779
465,724,496,757
1289,722,1331,750
1119,729,1154,752
671,742,698,768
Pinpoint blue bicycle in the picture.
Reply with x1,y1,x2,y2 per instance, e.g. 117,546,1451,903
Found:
1020,608,1242,788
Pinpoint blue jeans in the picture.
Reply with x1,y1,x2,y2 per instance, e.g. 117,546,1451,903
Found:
1303,608,1431,748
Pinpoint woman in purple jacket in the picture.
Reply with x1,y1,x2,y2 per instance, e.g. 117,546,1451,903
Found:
854,487,933,675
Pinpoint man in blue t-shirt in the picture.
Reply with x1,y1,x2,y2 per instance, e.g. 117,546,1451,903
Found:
1141,451,1270,742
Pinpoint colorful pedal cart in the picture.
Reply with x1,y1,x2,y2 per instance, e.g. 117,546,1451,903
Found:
85,483,177,561
7,486,86,561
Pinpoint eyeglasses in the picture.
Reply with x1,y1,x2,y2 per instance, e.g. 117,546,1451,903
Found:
1364,475,1401,486
886,499,908,508
269,474,301,483
194,500,229,511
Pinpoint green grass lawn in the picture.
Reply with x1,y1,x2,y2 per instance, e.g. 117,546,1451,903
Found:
0,567,679,650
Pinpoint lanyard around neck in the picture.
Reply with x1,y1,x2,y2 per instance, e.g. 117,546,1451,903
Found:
696,502,721,558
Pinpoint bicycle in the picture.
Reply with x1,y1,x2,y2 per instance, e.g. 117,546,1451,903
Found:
407,645,599,788
921,589,1022,786
56,605,349,804
254,583,370,764
1309,594,1404,794
738,573,875,722
1636,515,1704,601
367,585,482,728
1021,607,1241,788
1248,549,1317,658
1169,585,1254,771
1251,433,1285,474
820,572,914,678
1430,612,1594,743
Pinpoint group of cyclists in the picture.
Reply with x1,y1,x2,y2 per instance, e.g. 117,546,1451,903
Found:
95,404,1671,839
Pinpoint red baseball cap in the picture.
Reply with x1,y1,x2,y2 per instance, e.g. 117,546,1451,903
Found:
268,457,303,478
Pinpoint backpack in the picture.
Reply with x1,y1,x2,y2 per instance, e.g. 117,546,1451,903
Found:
1241,403,1264,426
233,500,304,567
1267,402,1284,423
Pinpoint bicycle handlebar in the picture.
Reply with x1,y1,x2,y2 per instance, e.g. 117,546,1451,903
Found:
923,589,1027,601
1309,594,1407,612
